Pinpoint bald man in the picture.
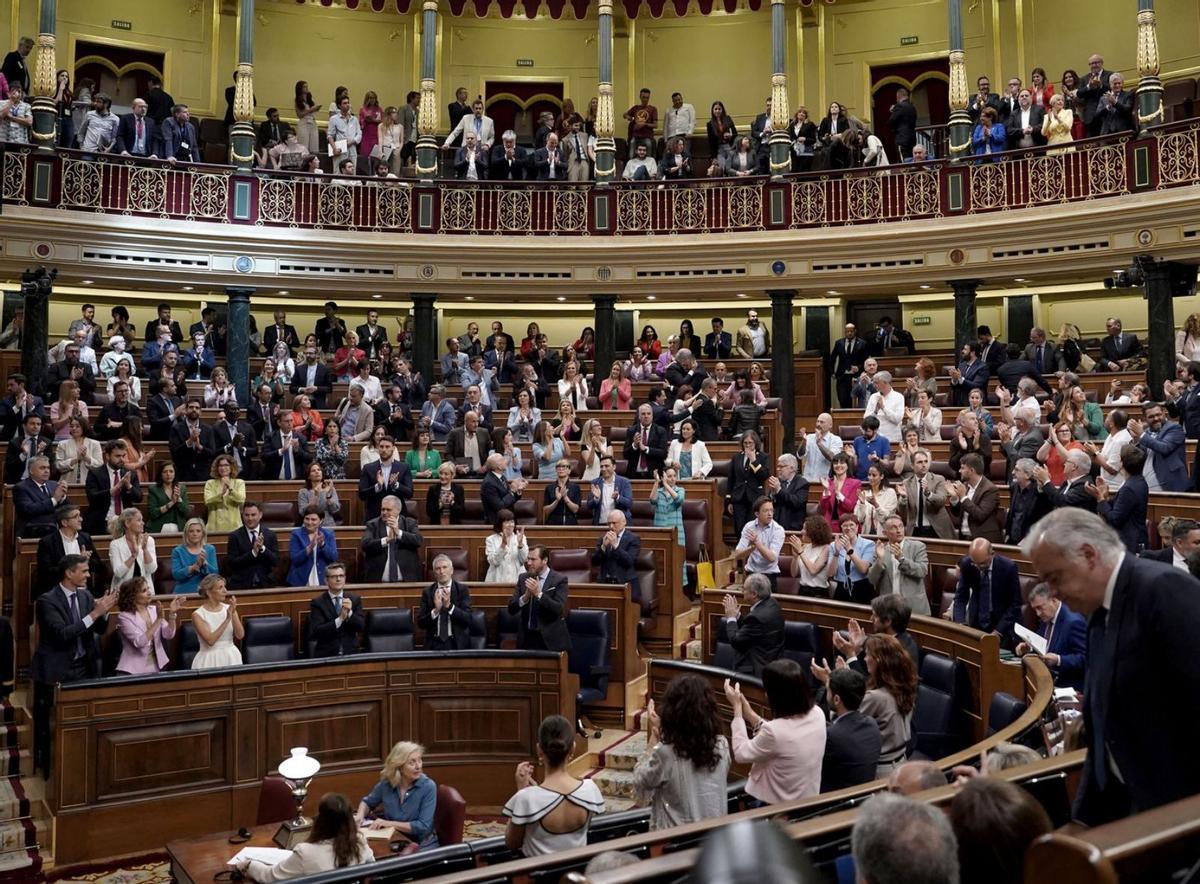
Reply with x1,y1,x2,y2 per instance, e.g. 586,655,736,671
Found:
888,760,947,795
949,538,1022,644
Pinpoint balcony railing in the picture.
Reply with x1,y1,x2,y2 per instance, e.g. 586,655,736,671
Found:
3,120,1199,236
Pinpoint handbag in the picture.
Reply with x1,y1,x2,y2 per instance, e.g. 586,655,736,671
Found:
1077,351,1096,373
696,544,715,590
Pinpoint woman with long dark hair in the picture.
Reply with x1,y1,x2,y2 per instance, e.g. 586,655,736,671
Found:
241,793,373,879
633,673,730,829
705,100,736,158
677,319,701,354
55,70,74,148
294,80,320,154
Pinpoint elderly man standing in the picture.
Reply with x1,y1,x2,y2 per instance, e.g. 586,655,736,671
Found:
1034,449,1097,512
863,371,905,443
418,553,473,651
718,573,784,677
949,538,1022,644
623,403,669,480
764,454,808,531
663,348,707,403
1005,457,1052,544
867,515,930,616
592,510,641,598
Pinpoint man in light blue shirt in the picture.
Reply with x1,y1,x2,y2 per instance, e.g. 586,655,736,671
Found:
461,356,499,408
832,513,876,604
733,498,785,587
328,96,362,170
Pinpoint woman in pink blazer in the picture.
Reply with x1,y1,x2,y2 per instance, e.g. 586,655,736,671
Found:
598,360,632,410
116,576,181,675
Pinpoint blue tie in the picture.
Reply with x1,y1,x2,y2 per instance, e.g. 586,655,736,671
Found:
976,568,992,629
68,592,85,660
282,439,293,479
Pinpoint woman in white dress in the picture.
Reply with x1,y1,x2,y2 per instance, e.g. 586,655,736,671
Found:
485,511,528,583
191,574,244,670
556,361,589,412
56,416,103,485
109,509,158,592
853,464,899,535
504,715,605,857
579,419,611,482
788,514,838,597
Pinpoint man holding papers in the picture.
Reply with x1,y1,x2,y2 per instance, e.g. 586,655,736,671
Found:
1014,583,1087,691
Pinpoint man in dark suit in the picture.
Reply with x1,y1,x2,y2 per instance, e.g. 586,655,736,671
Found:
532,135,567,180
952,539,1022,645
5,412,51,485
1094,445,1149,553
167,399,214,482
1076,55,1114,136
261,412,312,481
84,441,143,536
765,454,809,531
263,310,301,356
828,322,870,408
31,555,117,776
418,554,473,651
703,318,733,360
1,37,32,95
225,502,280,590
355,309,388,362
445,410,492,476
1,373,46,439
976,325,1007,372
682,378,723,443
887,87,918,160
1005,89,1046,149
1005,458,1053,544
967,75,1003,123
663,349,707,403
248,384,280,442
1096,317,1141,372
147,378,185,441
592,511,641,596
307,562,363,657
13,455,68,539
358,438,414,523
114,97,159,157
1023,327,1064,375
995,343,1052,397
482,453,527,525
212,402,259,480
1097,74,1136,135
360,495,423,581
36,505,101,600
948,455,1005,541
447,87,471,146
949,342,989,407
1015,583,1087,691
290,346,334,409
143,303,184,346
718,573,785,677
820,668,882,793
95,380,141,441
45,344,97,406
490,133,529,180
314,301,347,354
1141,518,1200,569
623,404,670,479
507,545,571,652
1024,508,1200,824
256,107,290,149
1036,449,1097,513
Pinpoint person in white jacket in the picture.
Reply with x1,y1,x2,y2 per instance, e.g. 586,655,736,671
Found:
485,512,529,583
443,99,495,152
239,793,373,881
666,419,713,479
108,508,158,592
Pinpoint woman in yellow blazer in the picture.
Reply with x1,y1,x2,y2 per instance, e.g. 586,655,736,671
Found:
1042,93,1075,155
204,454,246,533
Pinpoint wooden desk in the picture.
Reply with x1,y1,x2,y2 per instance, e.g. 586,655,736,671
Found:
167,823,396,884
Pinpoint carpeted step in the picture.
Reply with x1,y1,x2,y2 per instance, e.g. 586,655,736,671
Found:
598,732,647,772
0,779,31,824
0,847,41,881
590,768,640,802
0,817,45,852
0,725,27,753
0,752,32,780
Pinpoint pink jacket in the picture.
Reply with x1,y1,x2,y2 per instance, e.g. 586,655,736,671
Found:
116,608,176,674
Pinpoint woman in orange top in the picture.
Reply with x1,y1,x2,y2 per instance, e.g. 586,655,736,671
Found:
521,322,541,359
291,393,325,443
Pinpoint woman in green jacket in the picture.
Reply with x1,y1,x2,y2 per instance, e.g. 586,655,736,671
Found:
147,461,192,534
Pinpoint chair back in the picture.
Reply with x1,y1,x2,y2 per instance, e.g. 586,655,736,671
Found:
256,774,295,826
243,616,296,664
433,784,467,845
364,609,414,653
177,621,201,670
567,609,611,707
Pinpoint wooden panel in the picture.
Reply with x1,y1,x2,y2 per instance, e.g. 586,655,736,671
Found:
265,701,382,770
96,719,227,802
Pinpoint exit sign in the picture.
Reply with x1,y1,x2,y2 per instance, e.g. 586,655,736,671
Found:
516,58,534,67
111,19,132,30
911,315,932,326
900,35,919,45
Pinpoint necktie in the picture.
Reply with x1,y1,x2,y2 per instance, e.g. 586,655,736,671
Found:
575,135,582,159
916,479,925,526
1035,346,1043,373
638,429,649,472
1087,608,1110,789
977,569,992,629
136,117,144,150
1043,612,1055,649
528,578,541,629
69,592,85,660
40,484,48,498
282,439,293,479
438,586,450,640
387,532,400,581
113,471,124,514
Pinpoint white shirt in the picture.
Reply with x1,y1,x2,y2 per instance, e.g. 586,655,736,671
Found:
1098,428,1131,492
802,431,843,484
60,531,81,557
961,478,981,534
748,325,767,357
866,390,906,442
664,103,696,140
1172,548,1189,571
597,479,616,523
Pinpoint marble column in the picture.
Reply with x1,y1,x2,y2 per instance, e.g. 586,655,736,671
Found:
769,290,796,452
805,305,832,411
946,0,972,160
19,268,55,397
767,0,792,178
593,0,617,183
949,278,980,354
412,293,438,383
29,0,57,150
229,0,257,171
1135,0,1164,135
1143,260,1175,395
1006,295,1034,356
225,287,254,405
415,1,441,182
593,294,617,389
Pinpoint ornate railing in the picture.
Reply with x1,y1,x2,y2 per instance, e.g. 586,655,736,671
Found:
3,120,1199,236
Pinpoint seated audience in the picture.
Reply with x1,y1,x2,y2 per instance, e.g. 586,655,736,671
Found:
191,574,244,670
12,453,67,539
226,501,280,590
851,792,960,884
171,518,219,595
203,454,245,533
633,674,730,829
418,554,473,650
361,495,423,582
426,462,466,525
35,504,101,599
504,715,605,856
821,667,882,793
238,793,373,881
949,778,1051,884
299,462,341,527
726,659,825,804
308,561,363,657
1014,582,1087,690
507,545,571,652
115,577,180,675
288,506,339,587
1034,448,1097,512
887,760,947,795
356,742,438,849
718,573,784,676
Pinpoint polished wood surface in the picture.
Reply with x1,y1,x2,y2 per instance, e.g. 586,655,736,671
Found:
51,651,572,864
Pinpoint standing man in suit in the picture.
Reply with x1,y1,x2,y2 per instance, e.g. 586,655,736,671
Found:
950,538,1022,644
703,318,732,360
977,325,1008,372
482,453,527,525
490,130,529,181
1014,583,1087,691
31,555,117,776
358,438,413,523
443,98,495,154
592,511,641,596
147,378,186,441
360,495,423,582
887,87,918,160
563,116,594,182
764,454,809,531
820,668,882,792
5,411,51,484
508,545,571,652
446,87,472,147
261,412,312,481
160,104,200,163
168,399,214,482
418,554,473,651
1141,518,1200,569
1023,509,1200,824
115,97,158,157
212,402,258,479
308,562,363,657
895,449,956,539
947,454,1004,541
1096,317,1142,372
995,344,1052,397
829,323,870,409
12,455,68,540
967,75,1003,122
949,342,989,407
867,515,931,616
588,454,633,526
263,310,301,355
1006,458,1053,544
314,302,347,355
1097,73,1136,135
1006,89,1046,149
446,410,492,476
225,502,280,589
1023,327,1063,376
1035,450,1098,513
718,573,784,677
1130,402,1190,492
1092,445,1149,553
290,345,334,409
533,133,567,181
1076,54,1114,137
356,309,388,362
84,441,142,536
623,404,669,479
733,309,770,359
143,304,184,347
36,505,101,599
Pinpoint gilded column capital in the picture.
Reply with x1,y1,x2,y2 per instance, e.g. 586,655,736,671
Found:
1137,8,1159,77
597,0,613,13
32,33,57,99
423,0,439,11
418,78,439,137
233,62,255,124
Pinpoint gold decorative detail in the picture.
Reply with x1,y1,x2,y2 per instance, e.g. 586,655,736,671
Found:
259,178,296,224
498,189,532,231
318,183,355,228
673,187,706,229
553,189,587,232
904,170,940,216
969,162,1006,209
441,188,476,231
948,49,968,111
727,185,761,229
233,63,255,124
596,83,615,140
1137,8,1159,77
847,176,882,221
419,78,438,138
127,166,166,215
792,181,825,226
1088,145,1126,195
32,32,56,99
617,188,650,232
597,0,613,12
1157,132,1197,185
2,150,27,203
61,158,102,209
1027,155,1065,203
190,173,230,219
1138,105,1164,126
423,0,438,10
770,76,789,131
376,184,411,230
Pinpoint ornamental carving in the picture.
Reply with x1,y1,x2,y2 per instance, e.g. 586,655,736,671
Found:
617,188,650,232
673,187,706,229
189,173,230,220
1027,155,1065,204
1158,132,1198,186
441,188,476,230
127,166,166,215
2,151,26,204
970,162,1006,210
791,181,825,226
553,189,587,232
1088,145,1127,195
904,170,940,217
727,185,761,229
259,178,296,225
318,183,355,228
498,189,531,231
376,184,411,230
847,176,882,221
61,158,102,209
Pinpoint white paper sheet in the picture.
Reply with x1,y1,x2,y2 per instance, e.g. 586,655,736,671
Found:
228,847,293,866
1014,622,1047,656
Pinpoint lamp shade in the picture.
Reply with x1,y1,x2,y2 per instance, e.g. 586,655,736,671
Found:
277,747,321,781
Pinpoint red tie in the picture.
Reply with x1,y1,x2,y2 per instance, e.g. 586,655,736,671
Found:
638,428,649,472
113,471,123,514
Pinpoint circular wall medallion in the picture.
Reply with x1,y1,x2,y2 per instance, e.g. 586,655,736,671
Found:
595,266,612,282
949,248,966,265
33,242,52,259
418,264,436,280
234,255,255,274
771,260,787,276
1136,228,1155,246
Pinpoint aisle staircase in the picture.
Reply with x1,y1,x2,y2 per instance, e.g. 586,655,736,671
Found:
576,730,647,813
0,698,47,881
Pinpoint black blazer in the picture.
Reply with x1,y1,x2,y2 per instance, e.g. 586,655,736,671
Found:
532,147,567,180
144,319,184,345
729,452,770,505
820,710,883,793
167,419,215,482
543,482,581,526
289,362,334,409
592,530,641,586
225,525,280,589
308,590,364,657
1098,90,1136,135
358,461,414,522
828,336,869,377
36,530,100,599
1041,477,1098,514
482,471,521,526
995,359,1052,396
1098,475,1149,554
5,435,52,485
1005,482,1053,545
212,420,259,477
263,324,300,354
1139,546,1174,565
31,586,106,684
507,569,571,652
147,393,183,440
356,323,389,360
622,422,669,479
260,431,312,481
360,516,424,582
1074,555,1200,825
718,595,785,677
953,554,1022,642
703,330,732,360
887,100,918,149
425,483,466,525
1099,332,1142,367
770,474,810,531
489,145,530,180
417,580,473,651
46,361,97,405
114,113,159,156
688,397,723,443
84,466,142,535
248,401,280,441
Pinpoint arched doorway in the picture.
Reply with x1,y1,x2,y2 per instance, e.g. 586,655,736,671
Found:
483,81,564,145
870,59,950,161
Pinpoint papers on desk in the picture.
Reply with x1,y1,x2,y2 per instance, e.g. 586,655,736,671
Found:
1014,623,1047,656
1054,688,1080,701
363,826,396,840
228,847,293,867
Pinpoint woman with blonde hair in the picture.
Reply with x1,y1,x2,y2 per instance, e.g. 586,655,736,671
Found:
49,379,88,441
172,517,219,594
204,454,246,532
598,361,632,410
1042,92,1074,155
579,419,611,481
109,508,158,592
1056,322,1087,373
204,366,237,409
1176,313,1200,367
356,741,438,848
55,416,102,484
191,574,244,669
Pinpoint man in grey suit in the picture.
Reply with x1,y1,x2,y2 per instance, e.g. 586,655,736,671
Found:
895,449,956,539
867,515,931,616
718,573,784,677
1001,406,1045,480
1023,327,1064,376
